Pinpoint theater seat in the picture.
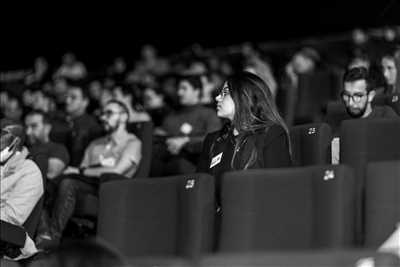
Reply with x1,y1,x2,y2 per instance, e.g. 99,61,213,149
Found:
201,251,400,267
73,121,154,219
290,123,332,166
218,165,356,252
340,118,400,245
365,160,400,248
97,173,215,258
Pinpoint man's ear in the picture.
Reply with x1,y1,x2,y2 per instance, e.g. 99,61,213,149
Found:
44,123,52,135
368,90,376,103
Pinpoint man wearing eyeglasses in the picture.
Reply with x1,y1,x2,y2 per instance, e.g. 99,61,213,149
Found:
331,67,398,164
36,100,142,249
341,67,397,119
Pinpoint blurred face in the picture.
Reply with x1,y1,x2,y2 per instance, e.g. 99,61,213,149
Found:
25,114,50,144
293,54,314,74
65,88,88,116
342,80,373,118
144,88,163,109
381,57,397,86
100,103,126,132
4,98,23,121
177,80,200,106
215,82,235,121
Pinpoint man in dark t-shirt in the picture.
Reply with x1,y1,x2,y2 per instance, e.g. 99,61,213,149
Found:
25,110,70,179
330,67,399,163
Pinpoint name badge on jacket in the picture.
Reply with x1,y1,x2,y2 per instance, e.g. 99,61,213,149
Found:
210,152,223,168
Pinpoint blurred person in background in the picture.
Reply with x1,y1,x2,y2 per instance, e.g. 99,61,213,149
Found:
283,46,340,125
107,57,127,83
242,44,278,100
2,94,24,123
143,86,173,128
381,49,400,94
151,75,221,176
63,80,103,166
36,100,141,249
111,83,151,123
54,52,87,80
25,57,51,86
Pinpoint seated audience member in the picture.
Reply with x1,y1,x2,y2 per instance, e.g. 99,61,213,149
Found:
111,83,151,122
25,110,70,179
63,79,103,166
283,47,338,125
54,52,87,80
381,50,400,94
0,119,43,260
197,72,292,201
330,67,399,164
379,223,400,257
36,100,141,249
24,110,70,242
2,94,24,123
151,75,222,176
143,86,173,128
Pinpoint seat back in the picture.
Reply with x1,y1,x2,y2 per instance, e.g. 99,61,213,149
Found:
128,121,153,178
97,173,215,258
290,123,332,166
201,251,400,267
218,165,356,252
365,160,400,247
340,119,400,245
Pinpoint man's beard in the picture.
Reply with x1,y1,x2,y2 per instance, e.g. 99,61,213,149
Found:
346,104,368,118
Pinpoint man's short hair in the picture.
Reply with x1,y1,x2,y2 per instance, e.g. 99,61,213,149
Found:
66,79,90,100
343,67,374,92
25,110,51,125
105,99,130,122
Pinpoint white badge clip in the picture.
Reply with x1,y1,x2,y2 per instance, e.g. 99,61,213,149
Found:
210,152,223,169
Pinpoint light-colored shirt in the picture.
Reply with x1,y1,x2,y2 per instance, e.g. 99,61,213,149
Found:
1,147,43,259
80,132,141,178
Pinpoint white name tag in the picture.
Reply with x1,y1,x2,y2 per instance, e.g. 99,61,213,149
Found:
210,152,223,169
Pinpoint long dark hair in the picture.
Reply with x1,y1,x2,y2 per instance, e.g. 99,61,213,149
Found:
221,71,292,169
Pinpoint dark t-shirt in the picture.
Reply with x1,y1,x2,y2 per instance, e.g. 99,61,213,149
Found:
366,105,399,119
29,141,70,177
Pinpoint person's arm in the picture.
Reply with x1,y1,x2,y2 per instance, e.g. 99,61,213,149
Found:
47,158,67,179
83,140,142,178
0,161,43,226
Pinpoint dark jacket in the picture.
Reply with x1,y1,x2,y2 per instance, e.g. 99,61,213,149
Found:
197,123,292,184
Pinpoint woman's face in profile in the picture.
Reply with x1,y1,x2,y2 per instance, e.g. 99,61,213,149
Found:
215,82,235,121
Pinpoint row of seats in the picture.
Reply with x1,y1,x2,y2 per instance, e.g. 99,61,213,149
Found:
126,251,400,267
96,160,400,258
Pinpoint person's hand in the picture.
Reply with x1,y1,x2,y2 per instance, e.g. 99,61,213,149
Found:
166,136,190,155
63,166,79,175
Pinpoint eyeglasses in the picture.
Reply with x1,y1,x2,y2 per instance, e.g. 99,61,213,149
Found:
100,110,124,118
341,91,367,103
218,86,230,99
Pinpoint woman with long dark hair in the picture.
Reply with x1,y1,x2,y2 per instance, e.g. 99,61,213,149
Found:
197,71,292,187
381,49,400,94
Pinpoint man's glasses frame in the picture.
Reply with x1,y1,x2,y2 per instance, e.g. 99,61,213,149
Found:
341,91,368,103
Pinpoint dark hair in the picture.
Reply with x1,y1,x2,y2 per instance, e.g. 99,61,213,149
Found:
343,67,374,92
226,71,288,133
66,79,90,100
25,110,51,125
381,49,400,94
224,71,291,168
105,99,130,122
178,75,203,91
